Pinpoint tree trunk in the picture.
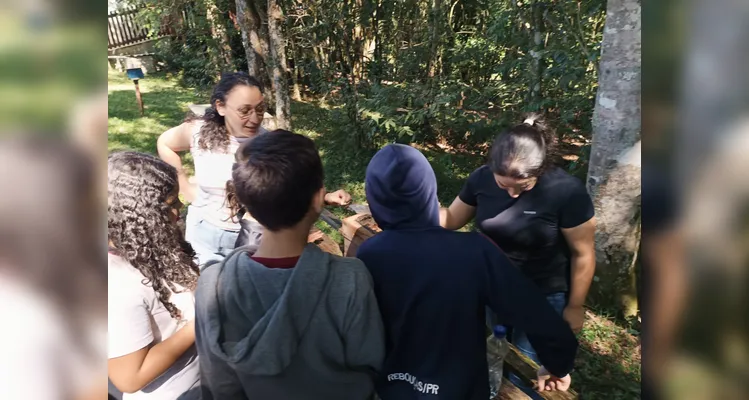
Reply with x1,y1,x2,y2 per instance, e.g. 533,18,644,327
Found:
240,0,273,104
372,0,383,83
236,0,260,76
290,39,303,101
267,0,291,129
585,0,641,318
206,0,234,72
426,0,442,80
528,0,544,108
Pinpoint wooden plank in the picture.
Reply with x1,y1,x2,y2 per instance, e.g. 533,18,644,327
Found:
496,377,531,400
308,226,342,256
318,204,368,233
340,213,380,257
119,14,130,46
503,344,578,400
117,15,128,46
123,14,135,44
107,18,115,48
110,16,121,48
126,14,141,43
319,209,342,231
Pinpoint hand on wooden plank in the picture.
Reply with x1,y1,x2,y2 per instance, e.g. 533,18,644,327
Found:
503,343,577,399
536,366,571,393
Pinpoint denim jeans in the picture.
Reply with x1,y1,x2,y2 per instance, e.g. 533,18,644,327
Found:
508,291,568,399
184,206,240,269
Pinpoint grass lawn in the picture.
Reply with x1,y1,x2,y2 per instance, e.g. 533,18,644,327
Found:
108,70,641,399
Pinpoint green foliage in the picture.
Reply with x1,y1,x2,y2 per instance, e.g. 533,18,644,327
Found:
154,34,221,89
131,0,243,89
127,0,604,169
281,0,606,159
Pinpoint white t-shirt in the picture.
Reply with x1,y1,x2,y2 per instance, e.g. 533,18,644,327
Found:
189,122,268,231
0,273,106,400
107,253,199,400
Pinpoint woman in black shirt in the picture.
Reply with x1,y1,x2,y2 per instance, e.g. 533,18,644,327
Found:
440,116,596,366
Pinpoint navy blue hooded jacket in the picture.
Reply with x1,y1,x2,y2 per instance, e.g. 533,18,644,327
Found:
357,144,578,400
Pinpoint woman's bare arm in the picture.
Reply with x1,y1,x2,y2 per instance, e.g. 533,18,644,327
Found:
157,123,197,202
439,196,476,230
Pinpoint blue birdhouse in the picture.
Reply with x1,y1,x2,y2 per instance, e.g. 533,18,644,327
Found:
126,68,144,80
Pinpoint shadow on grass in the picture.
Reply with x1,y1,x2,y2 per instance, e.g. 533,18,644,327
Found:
292,100,376,203
291,99,485,206
108,84,205,157
573,343,641,399
571,313,641,399
108,88,197,126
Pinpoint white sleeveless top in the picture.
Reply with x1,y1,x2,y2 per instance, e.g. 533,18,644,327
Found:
188,122,268,231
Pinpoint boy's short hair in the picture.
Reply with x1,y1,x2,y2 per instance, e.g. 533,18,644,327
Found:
232,130,324,231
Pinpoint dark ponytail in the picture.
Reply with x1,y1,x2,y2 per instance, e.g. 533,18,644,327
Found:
190,72,264,152
487,113,558,179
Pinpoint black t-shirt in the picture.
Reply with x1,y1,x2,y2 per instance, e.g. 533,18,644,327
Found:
459,166,594,293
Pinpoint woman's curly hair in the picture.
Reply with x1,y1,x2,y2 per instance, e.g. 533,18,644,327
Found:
108,151,199,320
224,137,254,222
186,72,264,153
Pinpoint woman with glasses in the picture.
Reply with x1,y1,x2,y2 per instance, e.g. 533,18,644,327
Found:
158,72,351,267
158,72,269,267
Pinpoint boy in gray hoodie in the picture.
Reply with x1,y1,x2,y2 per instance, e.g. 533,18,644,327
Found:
194,130,385,400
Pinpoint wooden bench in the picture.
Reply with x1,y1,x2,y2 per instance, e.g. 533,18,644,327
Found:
316,210,578,400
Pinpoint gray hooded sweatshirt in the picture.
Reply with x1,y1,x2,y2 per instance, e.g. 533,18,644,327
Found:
195,244,385,400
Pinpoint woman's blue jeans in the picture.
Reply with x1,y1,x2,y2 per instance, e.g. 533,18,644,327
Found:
508,291,569,399
184,206,240,268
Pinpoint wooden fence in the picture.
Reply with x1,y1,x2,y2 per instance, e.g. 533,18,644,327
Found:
108,6,177,50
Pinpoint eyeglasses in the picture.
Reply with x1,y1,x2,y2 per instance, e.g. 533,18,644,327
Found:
232,102,267,120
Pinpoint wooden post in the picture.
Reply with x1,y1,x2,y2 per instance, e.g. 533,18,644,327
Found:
133,79,144,116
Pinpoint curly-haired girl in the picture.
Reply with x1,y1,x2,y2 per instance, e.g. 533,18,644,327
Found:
107,151,200,399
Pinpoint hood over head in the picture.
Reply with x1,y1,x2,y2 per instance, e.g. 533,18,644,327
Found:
365,144,440,230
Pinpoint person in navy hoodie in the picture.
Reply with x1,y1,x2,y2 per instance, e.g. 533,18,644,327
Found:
357,144,578,400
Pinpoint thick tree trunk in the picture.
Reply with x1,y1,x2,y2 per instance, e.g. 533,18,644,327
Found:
206,0,234,72
268,0,291,129
238,0,273,104
585,0,642,318
236,0,260,76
